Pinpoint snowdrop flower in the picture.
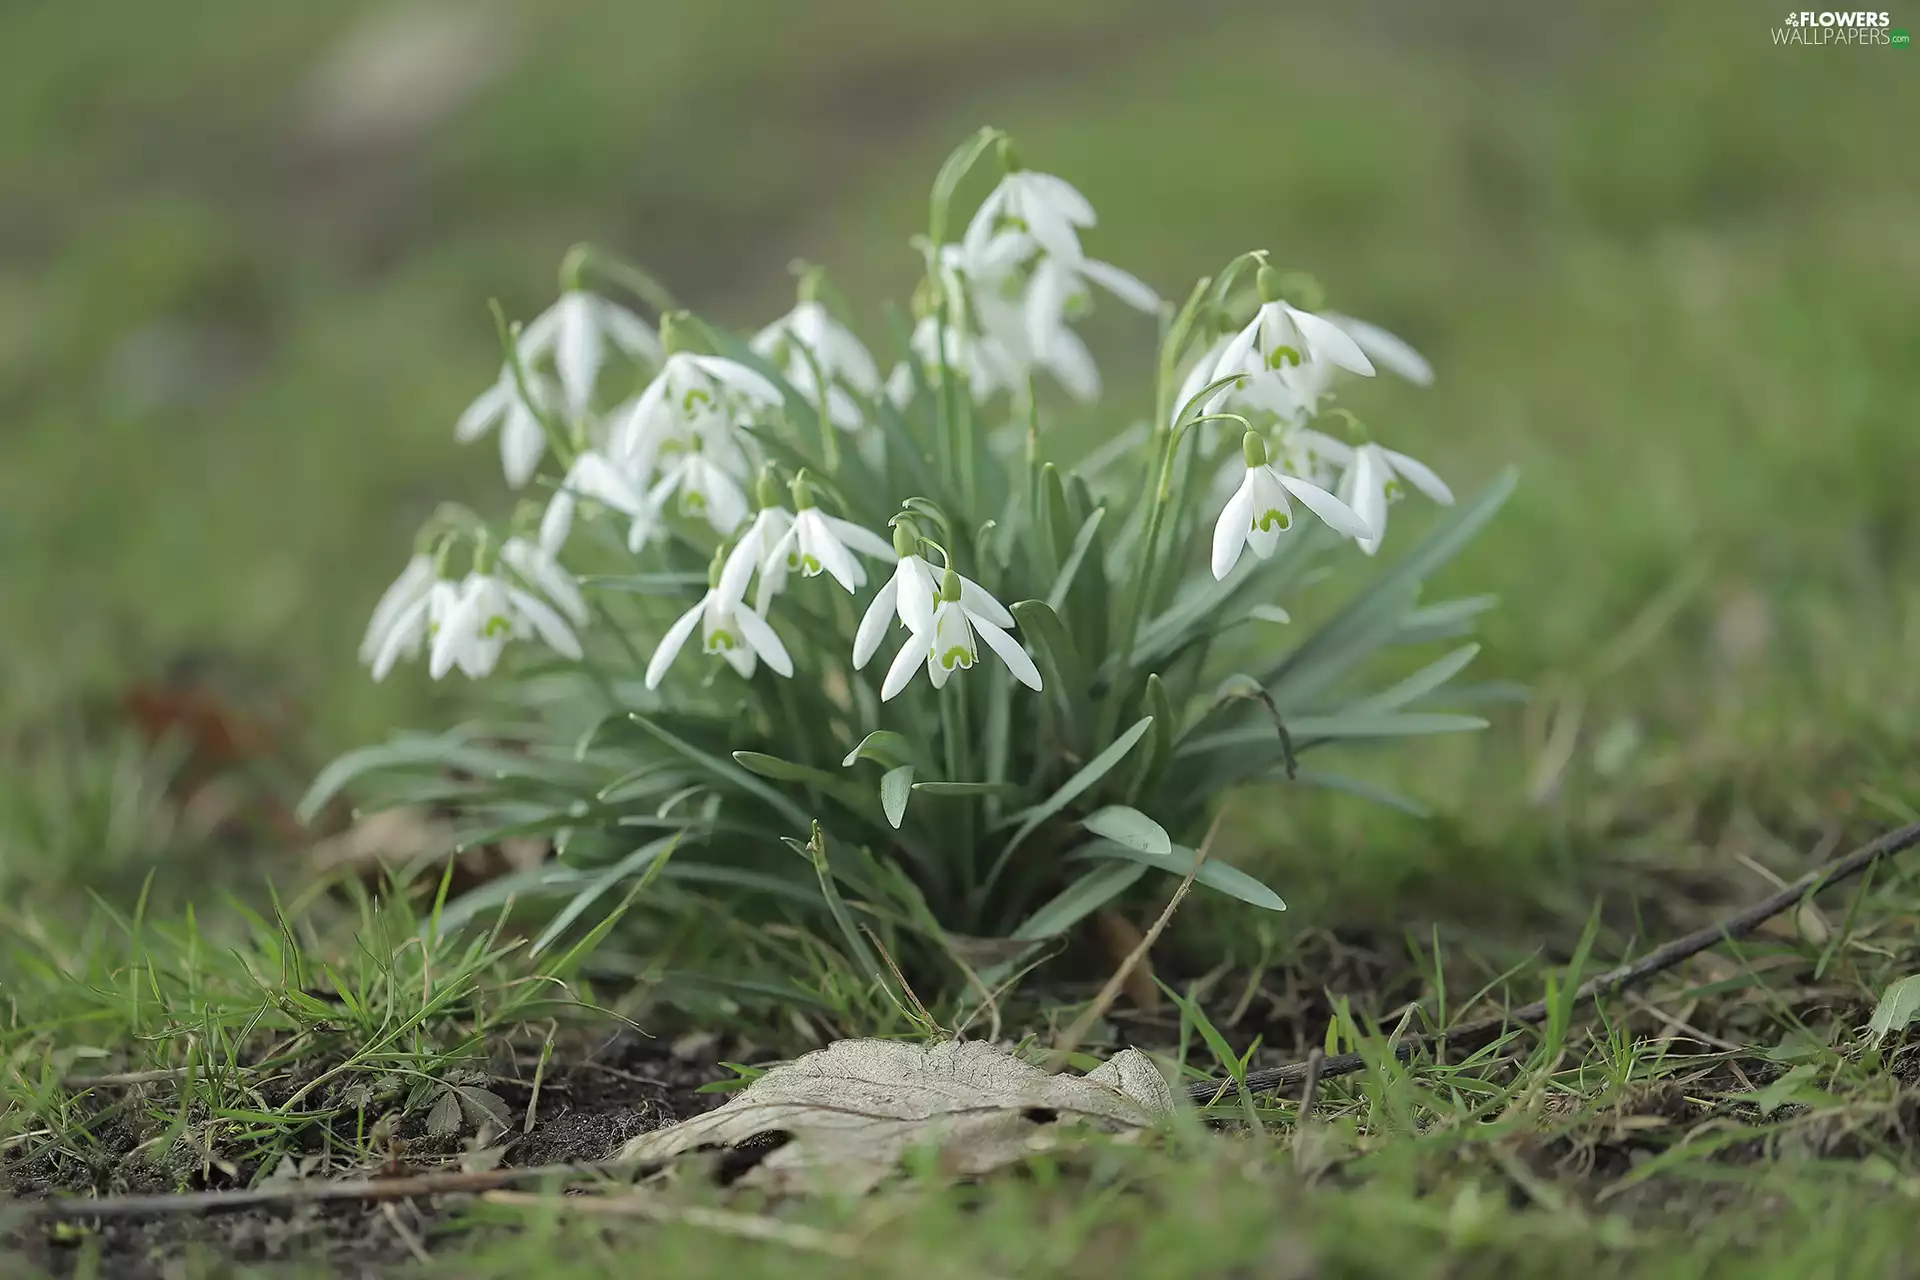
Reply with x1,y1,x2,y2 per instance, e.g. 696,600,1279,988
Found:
852,521,1010,672
1203,267,1376,418
1025,251,1159,352
751,291,879,431
360,553,435,667
1340,441,1454,556
647,443,752,538
499,535,588,627
538,449,655,555
520,290,663,421
714,472,797,614
429,566,583,681
962,146,1096,263
765,474,896,594
1211,431,1375,580
456,366,559,489
609,319,783,479
881,568,1042,700
645,549,793,688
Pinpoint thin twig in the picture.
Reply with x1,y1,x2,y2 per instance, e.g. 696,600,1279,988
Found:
380,1201,433,1265
1189,820,1920,1101
1047,809,1225,1071
481,1190,860,1259
11,1161,614,1222
1296,1048,1325,1118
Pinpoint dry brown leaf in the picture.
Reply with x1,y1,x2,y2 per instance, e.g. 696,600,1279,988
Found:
620,1039,1174,1193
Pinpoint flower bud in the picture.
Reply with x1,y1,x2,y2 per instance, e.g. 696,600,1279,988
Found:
1256,264,1284,304
891,517,920,560
1243,430,1270,469
659,311,689,356
754,465,782,510
788,469,816,511
939,567,963,602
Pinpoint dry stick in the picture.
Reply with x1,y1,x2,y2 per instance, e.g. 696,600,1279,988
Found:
11,1162,616,1223
1188,819,1920,1103
1046,809,1225,1072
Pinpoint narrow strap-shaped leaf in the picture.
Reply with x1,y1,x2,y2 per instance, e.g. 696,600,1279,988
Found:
1011,862,1149,941
1071,838,1286,912
1010,599,1090,752
1180,713,1489,754
911,779,1025,798
1045,507,1106,613
1081,805,1172,856
630,714,809,830
1348,644,1482,715
733,750,880,817
531,831,681,958
989,716,1156,890
1288,769,1432,818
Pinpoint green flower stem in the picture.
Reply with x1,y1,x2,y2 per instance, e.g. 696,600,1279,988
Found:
1106,404,1251,737
794,342,841,475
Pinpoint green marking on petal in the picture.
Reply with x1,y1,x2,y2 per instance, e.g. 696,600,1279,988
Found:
683,491,707,513
938,645,975,672
706,629,736,653
1266,345,1302,371
1255,507,1292,533
482,613,513,638
800,554,823,576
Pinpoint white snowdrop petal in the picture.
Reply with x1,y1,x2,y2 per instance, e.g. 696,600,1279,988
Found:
852,576,900,671
1077,257,1160,312
957,577,1014,628
881,628,933,701
455,378,509,442
1287,307,1375,377
509,588,583,659
500,410,546,489
824,516,898,563
971,616,1043,692
645,597,708,690
1329,314,1433,386
1280,472,1375,541
1383,448,1455,505
733,606,793,677
1210,480,1257,581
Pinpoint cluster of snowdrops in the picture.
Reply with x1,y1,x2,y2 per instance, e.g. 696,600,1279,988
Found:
356,142,1452,698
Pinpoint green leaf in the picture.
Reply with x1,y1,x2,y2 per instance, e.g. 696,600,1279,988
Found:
1072,839,1286,912
993,716,1156,879
1180,713,1488,754
529,834,679,958
1869,974,1920,1046
881,765,914,830
1289,769,1432,818
802,823,882,980
629,716,809,830
1350,645,1482,715
1010,599,1090,750
298,733,582,825
1045,508,1106,613
840,731,915,770
1011,862,1148,941
910,780,1024,798
1081,805,1172,856
929,126,1003,246
1267,470,1516,703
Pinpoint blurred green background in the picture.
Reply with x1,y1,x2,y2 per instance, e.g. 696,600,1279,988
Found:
3,0,1915,909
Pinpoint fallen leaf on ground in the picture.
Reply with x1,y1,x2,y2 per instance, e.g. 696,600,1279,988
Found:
620,1038,1175,1193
